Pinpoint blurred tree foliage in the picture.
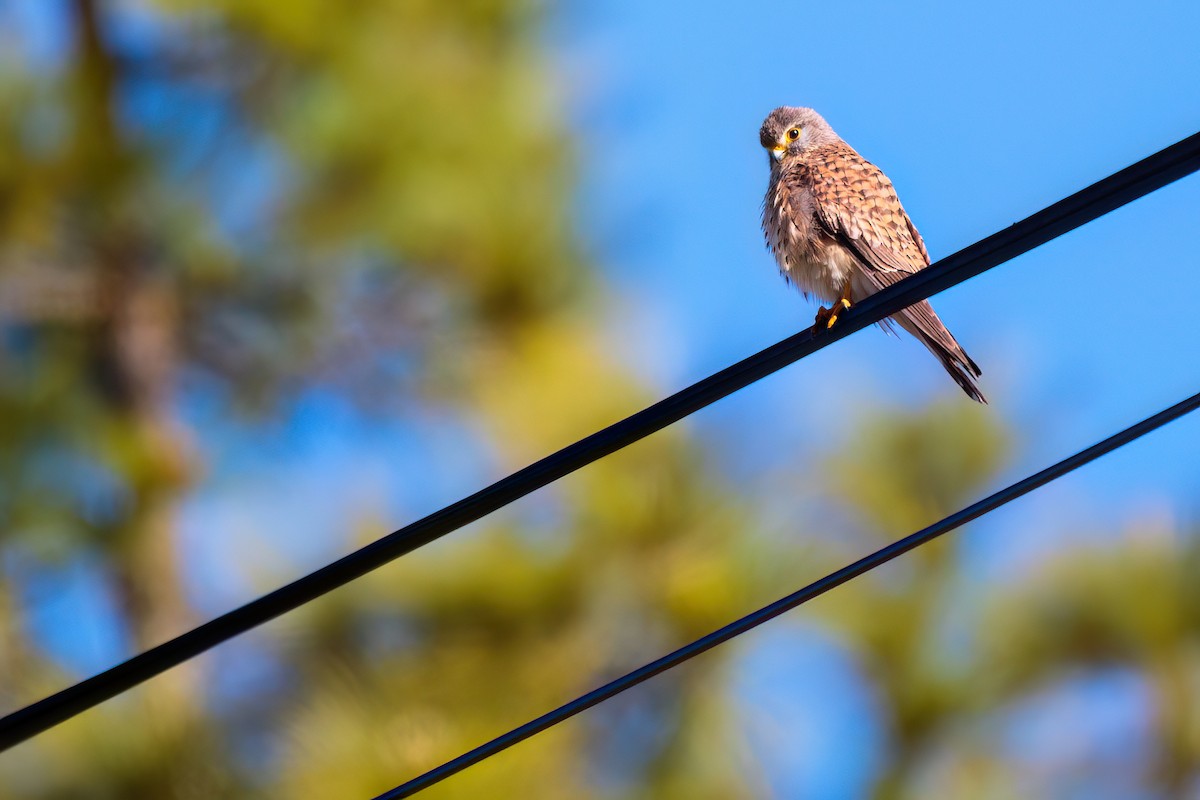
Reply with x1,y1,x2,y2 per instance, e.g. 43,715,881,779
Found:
1,2,1198,799
809,403,1200,798
0,1,760,797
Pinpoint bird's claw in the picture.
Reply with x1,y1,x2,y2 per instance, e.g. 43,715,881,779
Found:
812,298,851,332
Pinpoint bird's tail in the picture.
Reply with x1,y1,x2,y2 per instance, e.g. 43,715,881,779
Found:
896,300,987,404
926,340,987,404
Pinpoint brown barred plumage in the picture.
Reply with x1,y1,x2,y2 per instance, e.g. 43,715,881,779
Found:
760,107,986,403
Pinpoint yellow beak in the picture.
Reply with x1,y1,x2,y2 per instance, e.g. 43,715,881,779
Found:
770,144,786,161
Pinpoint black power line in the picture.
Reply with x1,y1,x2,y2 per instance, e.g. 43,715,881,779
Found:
376,389,1200,799
1,132,1198,752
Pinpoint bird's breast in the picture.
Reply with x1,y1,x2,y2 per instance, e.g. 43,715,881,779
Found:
762,179,855,303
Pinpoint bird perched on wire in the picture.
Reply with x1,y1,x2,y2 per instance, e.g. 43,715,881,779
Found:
759,106,986,403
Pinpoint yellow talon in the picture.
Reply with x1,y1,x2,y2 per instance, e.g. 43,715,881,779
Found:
814,298,852,331
826,298,851,328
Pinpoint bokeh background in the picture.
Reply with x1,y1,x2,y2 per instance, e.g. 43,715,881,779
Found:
2,0,1199,797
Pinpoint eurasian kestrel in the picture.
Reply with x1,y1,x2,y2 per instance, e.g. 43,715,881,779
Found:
759,106,986,403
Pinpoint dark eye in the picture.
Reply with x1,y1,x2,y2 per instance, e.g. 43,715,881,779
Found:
787,128,800,141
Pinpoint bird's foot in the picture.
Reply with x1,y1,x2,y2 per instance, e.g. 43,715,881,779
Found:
812,298,851,332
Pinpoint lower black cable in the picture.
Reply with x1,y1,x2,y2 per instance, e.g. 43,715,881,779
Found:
376,389,1200,799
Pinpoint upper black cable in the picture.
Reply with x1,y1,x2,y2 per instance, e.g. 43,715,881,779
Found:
376,389,1200,799
1,131,1198,752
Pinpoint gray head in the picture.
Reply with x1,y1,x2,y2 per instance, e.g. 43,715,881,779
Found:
759,106,840,165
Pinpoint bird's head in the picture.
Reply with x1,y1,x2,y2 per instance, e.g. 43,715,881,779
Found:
759,106,838,166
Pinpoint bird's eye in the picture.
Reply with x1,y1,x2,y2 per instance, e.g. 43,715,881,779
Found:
787,128,801,141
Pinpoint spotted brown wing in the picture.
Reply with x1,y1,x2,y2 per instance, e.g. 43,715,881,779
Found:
796,144,986,403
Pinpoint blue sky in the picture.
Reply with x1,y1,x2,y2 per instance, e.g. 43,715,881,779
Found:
7,0,1200,795
556,0,1200,532
555,0,1200,794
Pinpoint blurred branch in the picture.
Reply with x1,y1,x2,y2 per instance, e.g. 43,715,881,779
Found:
0,262,106,323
